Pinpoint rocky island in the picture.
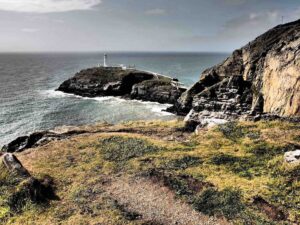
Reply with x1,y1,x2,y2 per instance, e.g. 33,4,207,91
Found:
57,67,187,105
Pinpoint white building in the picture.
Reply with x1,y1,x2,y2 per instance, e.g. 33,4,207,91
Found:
104,54,108,67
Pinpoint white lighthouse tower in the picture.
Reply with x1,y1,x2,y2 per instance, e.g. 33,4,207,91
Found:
104,54,108,67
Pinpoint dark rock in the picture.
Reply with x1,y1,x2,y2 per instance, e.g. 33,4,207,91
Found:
131,79,185,104
57,67,186,105
57,67,154,97
1,131,59,153
1,129,89,153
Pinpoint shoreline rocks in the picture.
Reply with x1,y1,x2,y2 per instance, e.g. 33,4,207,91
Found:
1,129,88,153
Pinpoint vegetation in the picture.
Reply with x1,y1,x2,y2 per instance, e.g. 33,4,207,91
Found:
0,120,299,224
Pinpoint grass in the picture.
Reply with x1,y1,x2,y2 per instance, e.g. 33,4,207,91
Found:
192,187,245,219
0,120,299,224
97,136,160,163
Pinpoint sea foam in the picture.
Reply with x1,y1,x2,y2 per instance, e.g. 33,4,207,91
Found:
41,90,174,115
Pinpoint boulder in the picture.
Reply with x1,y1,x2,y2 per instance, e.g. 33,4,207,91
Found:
2,153,30,177
1,128,89,153
1,131,58,153
1,154,58,209
284,150,300,164
131,79,186,104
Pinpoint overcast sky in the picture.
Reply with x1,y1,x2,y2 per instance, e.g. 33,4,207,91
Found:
0,0,299,52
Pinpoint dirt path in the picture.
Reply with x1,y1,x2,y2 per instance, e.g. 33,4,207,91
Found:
105,176,229,225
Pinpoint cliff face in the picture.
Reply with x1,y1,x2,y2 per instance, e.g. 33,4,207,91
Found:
174,19,300,126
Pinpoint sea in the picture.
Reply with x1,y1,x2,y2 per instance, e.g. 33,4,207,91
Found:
0,52,228,147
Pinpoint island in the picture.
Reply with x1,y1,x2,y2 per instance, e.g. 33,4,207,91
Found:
57,66,187,105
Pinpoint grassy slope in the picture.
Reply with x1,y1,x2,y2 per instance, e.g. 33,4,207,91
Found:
0,120,299,224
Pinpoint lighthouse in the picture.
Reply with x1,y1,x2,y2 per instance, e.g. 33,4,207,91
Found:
104,54,108,67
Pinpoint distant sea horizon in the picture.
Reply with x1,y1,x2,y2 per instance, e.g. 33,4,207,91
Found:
0,51,231,54
0,52,229,146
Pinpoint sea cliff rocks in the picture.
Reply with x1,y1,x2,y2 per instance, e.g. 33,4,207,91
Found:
171,19,300,127
57,67,186,105
1,129,88,153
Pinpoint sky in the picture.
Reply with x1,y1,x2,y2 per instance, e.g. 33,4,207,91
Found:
0,0,299,52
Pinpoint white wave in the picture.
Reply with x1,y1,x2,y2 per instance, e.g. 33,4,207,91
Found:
40,89,174,116
41,89,74,98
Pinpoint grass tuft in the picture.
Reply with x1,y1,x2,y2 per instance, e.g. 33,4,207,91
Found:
193,187,245,220
97,136,160,163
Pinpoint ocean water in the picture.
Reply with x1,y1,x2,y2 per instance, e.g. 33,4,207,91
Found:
0,52,228,147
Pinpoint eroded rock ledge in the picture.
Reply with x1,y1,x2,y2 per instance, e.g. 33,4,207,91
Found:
169,19,300,128
57,67,186,105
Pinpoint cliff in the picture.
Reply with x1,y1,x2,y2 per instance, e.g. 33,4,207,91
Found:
57,67,186,104
171,19,300,127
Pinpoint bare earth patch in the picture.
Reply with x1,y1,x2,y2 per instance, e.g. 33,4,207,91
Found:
105,175,229,225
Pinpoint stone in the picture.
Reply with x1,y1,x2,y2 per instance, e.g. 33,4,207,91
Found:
2,153,30,177
1,154,58,204
1,128,89,153
1,131,57,153
284,150,300,164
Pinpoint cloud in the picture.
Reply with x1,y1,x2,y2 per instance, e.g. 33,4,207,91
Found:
21,28,38,33
221,0,247,5
219,10,280,37
0,0,102,13
145,8,166,15
177,10,283,50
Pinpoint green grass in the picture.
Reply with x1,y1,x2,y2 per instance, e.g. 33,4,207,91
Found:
97,136,160,164
1,120,299,224
193,187,245,219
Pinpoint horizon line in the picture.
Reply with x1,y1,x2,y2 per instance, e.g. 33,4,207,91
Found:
0,50,231,54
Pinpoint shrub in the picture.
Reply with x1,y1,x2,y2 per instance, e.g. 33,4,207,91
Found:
245,131,261,140
97,136,160,163
210,154,239,165
210,153,265,178
193,187,245,219
164,156,202,170
217,122,245,141
244,141,283,156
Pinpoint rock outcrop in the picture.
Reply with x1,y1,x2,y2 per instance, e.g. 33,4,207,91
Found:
1,153,57,205
2,153,30,177
57,67,186,104
170,19,300,127
1,129,88,153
